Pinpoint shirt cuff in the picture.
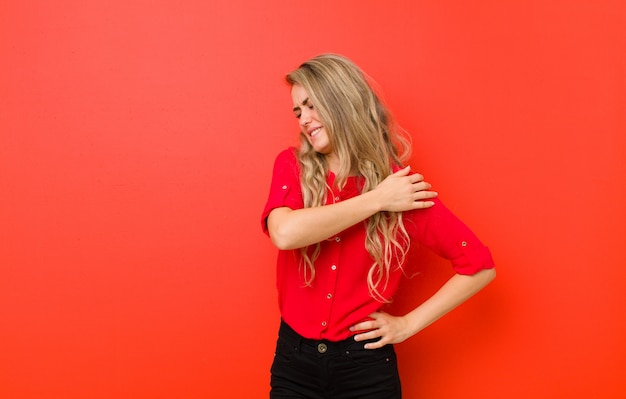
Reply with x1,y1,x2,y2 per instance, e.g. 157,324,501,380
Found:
450,242,495,275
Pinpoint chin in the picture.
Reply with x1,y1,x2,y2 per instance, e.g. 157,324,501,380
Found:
314,148,331,155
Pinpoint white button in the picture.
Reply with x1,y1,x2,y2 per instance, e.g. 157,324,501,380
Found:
331,265,337,271
334,196,340,201
321,321,327,327
461,241,467,247
326,293,332,299
281,185,287,189
334,237,341,242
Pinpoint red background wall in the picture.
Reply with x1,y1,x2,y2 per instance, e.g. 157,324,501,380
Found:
1,1,625,398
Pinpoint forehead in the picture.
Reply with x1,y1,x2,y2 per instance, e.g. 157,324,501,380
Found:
291,84,310,105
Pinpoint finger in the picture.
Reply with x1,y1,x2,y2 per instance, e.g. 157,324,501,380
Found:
350,312,387,333
413,190,438,200
391,165,411,177
353,330,380,342
349,321,375,333
410,181,432,192
412,200,436,209
364,339,386,350
408,172,424,183
359,330,389,349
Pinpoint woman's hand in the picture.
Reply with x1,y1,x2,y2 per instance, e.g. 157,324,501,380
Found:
350,269,496,349
350,311,413,349
267,165,437,250
374,166,437,212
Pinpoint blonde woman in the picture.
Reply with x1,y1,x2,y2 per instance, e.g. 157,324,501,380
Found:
261,54,496,399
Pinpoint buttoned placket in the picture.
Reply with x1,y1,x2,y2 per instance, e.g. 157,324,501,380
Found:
319,188,343,334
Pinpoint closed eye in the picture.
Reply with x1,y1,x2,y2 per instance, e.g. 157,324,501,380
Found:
292,97,314,119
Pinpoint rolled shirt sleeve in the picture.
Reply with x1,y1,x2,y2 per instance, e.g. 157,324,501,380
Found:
404,198,495,275
261,148,303,236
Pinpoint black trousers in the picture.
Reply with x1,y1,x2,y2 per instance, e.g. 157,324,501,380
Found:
270,321,402,399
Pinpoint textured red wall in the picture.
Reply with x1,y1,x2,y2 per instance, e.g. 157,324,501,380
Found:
1,1,625,398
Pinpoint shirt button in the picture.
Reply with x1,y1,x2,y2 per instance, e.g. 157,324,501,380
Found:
326,293,333,299
334,196,340,201
281,185,287,190
331,265,337,271
461,241,467,247
334,237,341,242
321,321,327,327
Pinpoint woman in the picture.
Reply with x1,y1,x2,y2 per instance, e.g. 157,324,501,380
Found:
261,54,496,399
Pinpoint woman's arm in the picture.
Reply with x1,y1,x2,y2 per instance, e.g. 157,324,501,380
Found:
267,166,438,250
350,268,496,349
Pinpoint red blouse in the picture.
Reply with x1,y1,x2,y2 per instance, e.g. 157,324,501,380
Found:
261,148,495,341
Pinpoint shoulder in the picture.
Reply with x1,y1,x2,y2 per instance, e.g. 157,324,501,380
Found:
270,147,300,181
402,197,450,232
272,147,300,172
273,147,298,166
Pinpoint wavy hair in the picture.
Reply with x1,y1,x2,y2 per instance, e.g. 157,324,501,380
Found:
286,54,413,302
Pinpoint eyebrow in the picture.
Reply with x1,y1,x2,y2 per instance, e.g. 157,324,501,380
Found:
292,97,310,112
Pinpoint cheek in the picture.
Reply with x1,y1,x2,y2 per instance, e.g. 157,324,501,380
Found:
311,109,322,121
301,132,312,144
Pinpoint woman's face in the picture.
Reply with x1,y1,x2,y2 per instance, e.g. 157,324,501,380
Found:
291,84,334,157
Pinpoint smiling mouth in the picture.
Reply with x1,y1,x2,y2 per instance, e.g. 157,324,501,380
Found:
309,127,322,137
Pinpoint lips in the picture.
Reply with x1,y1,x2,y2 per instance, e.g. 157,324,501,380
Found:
308,127,322,137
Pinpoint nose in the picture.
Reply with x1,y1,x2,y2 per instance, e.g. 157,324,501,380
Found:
299,108,312,126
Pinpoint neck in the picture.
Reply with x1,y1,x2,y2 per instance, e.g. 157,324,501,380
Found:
325,153,341,175
326,155,360,177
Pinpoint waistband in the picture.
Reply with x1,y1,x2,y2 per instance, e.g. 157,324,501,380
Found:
278,320,385,355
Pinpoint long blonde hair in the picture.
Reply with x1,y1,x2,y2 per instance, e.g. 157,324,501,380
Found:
286,54,413,302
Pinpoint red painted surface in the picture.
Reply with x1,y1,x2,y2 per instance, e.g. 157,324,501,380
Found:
1,1,625,398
